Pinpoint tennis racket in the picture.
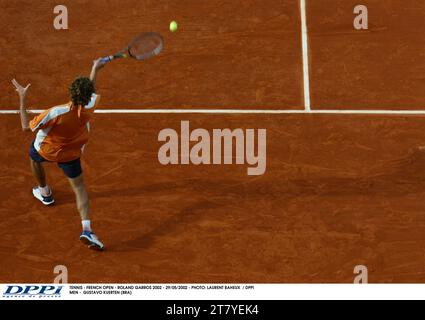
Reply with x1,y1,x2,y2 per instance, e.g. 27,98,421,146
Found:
100,32,164,64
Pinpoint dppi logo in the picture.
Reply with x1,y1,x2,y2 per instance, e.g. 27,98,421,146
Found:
3,285,63,298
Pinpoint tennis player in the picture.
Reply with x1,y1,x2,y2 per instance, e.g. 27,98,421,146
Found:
12,58,106,250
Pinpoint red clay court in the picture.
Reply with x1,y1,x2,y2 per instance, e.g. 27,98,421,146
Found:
1,0,425,283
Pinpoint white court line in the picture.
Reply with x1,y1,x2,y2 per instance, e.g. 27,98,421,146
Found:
2,109,425,115
300,0,311,112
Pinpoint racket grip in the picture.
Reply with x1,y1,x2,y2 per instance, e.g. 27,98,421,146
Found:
100,56,113,63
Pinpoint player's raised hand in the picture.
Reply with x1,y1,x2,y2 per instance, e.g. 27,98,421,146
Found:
11,79,31,101
90,58,107,86
92,58,107,70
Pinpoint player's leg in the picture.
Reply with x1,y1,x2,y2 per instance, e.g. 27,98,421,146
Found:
67,174,89,221
30,158,46,187
29,142,54,205
59,159,104,250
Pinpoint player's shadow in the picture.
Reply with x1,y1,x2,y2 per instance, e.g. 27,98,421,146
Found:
55,148,425,208
55,179,200,205
107,200,221,252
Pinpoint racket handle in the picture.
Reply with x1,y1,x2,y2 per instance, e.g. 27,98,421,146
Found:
100,56,113,63
100,53,128,63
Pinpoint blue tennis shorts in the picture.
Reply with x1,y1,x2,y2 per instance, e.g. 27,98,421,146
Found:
29,142,82,179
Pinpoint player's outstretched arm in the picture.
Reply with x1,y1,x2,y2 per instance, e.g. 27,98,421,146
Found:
11,79,31,131
90,58,106,88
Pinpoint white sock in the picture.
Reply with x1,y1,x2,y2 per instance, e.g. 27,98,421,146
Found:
82,220,92,232
39,185,50,197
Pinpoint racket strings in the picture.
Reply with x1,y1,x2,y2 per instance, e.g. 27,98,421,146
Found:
128,33,163,60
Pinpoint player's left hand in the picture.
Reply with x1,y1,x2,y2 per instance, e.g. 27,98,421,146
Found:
11,79,31,101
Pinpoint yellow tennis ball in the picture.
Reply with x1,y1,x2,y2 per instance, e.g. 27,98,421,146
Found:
170,21,178,32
